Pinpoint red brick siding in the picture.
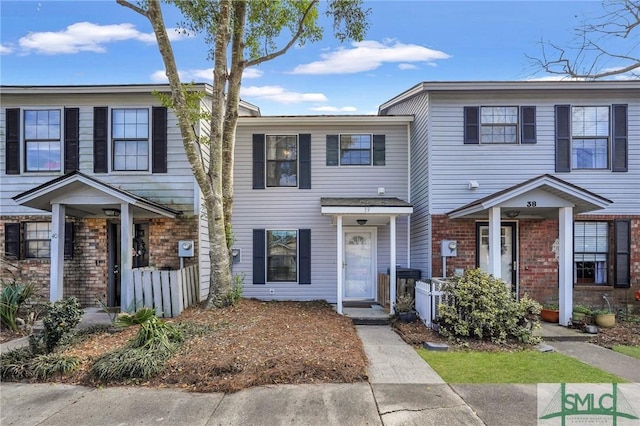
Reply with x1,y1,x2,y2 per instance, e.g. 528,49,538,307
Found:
431,214,640,311
1,215,198,307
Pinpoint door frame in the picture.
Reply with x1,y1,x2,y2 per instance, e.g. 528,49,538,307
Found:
342,226,377,300
475,221,518,297
107,221,121,308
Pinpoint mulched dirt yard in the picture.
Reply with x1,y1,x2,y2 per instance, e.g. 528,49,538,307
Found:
40,299,367,393
589,321,640,348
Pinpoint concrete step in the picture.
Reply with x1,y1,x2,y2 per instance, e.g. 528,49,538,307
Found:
350,317,389,326
535,323,595,342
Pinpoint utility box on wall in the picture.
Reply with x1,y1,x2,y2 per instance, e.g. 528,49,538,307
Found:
441,240,457,257
178,240,194,257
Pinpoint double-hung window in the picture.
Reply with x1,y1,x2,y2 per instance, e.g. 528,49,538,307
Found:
24,110,61,172
480,107,519,144
267,230,297,282
266,135,297,187
24,222,52,258
340,134,372,165
112,108,149,171
574,221,608,285
571,106,609,169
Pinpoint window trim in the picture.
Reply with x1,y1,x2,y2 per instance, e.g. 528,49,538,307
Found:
265,134,299,188
338,133,374,166
570,105,611,171
24,221,52,259
574,221,610,286
23,108,63,173
110,106,152,173
479,105,519,144
266,229,299,283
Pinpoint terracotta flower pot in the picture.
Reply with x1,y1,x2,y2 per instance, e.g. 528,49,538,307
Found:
540,308,559,323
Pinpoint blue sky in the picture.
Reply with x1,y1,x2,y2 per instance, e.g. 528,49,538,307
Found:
0,1,626,115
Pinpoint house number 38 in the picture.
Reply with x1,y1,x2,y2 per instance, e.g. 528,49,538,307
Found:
526,201,537,207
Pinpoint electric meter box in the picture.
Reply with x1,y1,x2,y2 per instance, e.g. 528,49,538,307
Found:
178,240,195,257
441,240,458,257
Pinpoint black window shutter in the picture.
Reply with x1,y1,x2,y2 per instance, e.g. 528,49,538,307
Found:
373,135,386,166
253,229,266,284
614,220,631,288
152,106,168,173
93,107,108,173
64,222,74,259
4,223,20,259
298,229,311,284
554,105,571,172
612,104,628,172
5,108,20,175
64,108,80,173
299,134,311,189
464,106,479,144
326,135,339,166
521,106,537,144
252,134,265,189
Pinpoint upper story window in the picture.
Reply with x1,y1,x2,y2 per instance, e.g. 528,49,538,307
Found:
571,106,609,169
24,109,61,172
266,135,297,187
340,134,372,165
112,108,149,171
480,107,518,144
464,106,536,145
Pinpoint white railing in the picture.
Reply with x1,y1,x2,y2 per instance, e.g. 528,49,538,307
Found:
130,264,199,318
415,278,450,327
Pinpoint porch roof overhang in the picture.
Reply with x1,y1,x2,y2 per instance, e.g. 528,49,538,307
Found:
321,197,413,216
12,170,182,218
446,174,612,219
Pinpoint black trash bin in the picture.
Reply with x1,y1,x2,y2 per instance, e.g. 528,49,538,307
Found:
387,267,421,300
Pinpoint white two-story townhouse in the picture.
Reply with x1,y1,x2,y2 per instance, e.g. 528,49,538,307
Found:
380,81,640,325
232,116,414,314
0,84,259,309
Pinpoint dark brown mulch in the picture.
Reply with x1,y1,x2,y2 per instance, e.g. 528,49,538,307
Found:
589,320,640,348
24,299,367,393
0,329,29,344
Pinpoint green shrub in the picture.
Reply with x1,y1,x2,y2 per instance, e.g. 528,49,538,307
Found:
226,274,244,307
0,347,35,380
31,353,80,379
42,297,83,353
438,269,541,344
0,279,36,331
90,307,182,381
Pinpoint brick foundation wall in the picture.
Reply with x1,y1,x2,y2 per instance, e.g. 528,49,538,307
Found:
431,214,640,311
1,215,198,307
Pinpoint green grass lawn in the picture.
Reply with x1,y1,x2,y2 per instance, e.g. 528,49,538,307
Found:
613,345,640,360
417,349,627,383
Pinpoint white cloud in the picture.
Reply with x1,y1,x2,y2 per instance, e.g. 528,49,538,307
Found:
241,85,327,104
150,67,263,83
0,44,14,55
291,40,451,75
309,106,357,112
18,22,190,55
398,63,417,70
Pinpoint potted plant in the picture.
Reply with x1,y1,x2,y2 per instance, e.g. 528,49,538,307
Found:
593,309,616,328
571,305,592,323
540,304,559,323
395,294,417,323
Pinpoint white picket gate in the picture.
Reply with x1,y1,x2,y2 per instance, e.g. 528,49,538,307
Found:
130,264,199,318
415,278,450,327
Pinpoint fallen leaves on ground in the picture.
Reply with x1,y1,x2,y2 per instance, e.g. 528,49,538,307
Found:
590,321,640,348
34,299,368,393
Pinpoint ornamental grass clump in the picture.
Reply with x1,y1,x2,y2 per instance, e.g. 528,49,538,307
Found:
438,269,541,344
90,307,183,381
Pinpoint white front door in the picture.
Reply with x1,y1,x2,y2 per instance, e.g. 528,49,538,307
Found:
343,228,376,299
478,222,518,296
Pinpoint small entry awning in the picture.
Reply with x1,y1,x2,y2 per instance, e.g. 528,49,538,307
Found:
321,197,413,225
446,174,611,219
13,170,181,218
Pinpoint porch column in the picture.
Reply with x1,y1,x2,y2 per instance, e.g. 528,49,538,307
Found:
488,206,502,281
120,203,134,311
336,215,343,315
558,207,574,326
390,215,397,314
49,203,66,301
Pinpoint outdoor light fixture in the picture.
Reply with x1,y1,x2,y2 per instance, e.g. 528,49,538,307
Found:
505,210,520,218
103,208,121,217
357,219,368,226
